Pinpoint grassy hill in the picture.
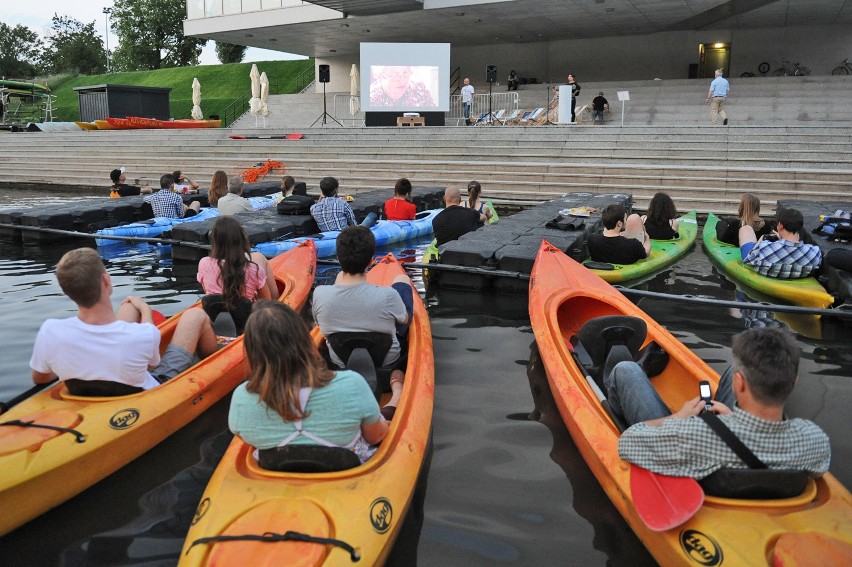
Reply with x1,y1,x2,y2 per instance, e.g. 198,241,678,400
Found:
44,59,314,123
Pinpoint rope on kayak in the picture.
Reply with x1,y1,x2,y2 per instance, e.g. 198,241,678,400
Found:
186,531,360,562
0,222,212,249
0,419,86,443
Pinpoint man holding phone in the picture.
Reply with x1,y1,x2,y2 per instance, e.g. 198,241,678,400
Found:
607,328,830,479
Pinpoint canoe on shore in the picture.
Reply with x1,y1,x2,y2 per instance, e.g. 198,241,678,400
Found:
528,241,852,565
0,241,317,537
180,253,434,566
127,117,222,129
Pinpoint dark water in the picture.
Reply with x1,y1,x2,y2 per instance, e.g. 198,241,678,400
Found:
0,194,849,566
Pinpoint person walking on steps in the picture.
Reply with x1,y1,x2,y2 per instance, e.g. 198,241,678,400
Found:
707,69,730,125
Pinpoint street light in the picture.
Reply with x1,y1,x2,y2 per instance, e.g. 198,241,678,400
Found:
103,7,112,72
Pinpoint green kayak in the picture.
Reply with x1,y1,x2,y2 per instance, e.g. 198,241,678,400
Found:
585,210,698,284
703,213,833,309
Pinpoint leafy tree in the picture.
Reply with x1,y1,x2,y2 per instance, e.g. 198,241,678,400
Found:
0,22,43,79
42,15,106,75
110,0,206,71
215,42,247,64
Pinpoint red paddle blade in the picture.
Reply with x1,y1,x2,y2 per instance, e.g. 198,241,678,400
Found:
630,464,704,532
285,133,303,139
151,309,167,325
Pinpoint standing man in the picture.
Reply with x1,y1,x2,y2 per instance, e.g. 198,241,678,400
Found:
568,74,581,123
461,77,474,126
591,91,609,125
707,68,730,125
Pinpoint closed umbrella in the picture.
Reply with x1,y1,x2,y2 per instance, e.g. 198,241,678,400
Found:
349,64,360,118
191,77,203,120
249,64,262,126
259,71,270,128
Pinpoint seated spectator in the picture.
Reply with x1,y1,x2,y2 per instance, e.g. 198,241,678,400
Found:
432,186,486,246
217,176,254,216
312,226,412,419
614,328,830,479
30,248,216,390
462,180,494,223
310,176,377,231
145,174,201,218
717,193,772,246
591,92,609,125
384,178,416,221
172,170,200,194
228,301,389,464
740,207,822,279
642,192,679,240
207,170,229,208
278,175,296,203
587,204,650,264
109,167,152,198
507,70,519,91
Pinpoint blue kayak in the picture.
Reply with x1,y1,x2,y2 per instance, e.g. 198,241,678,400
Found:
255,209,441,258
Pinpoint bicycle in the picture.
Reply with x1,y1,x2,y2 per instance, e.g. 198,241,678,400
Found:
773,59,810,76
740,62,771,77
832,58,852,75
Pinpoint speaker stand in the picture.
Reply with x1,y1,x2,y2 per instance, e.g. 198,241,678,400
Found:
486,81,498,125
311,82,342,127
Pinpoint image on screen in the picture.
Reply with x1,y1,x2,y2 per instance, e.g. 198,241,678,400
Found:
361,43,450,112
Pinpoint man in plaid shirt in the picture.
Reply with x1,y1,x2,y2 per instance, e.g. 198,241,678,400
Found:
739,207,822,278
611,328,830,479
310,177,376,232
144,174,201,219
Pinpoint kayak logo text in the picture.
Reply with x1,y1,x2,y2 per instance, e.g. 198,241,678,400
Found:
109,408,140,430
370,498,392,533
680,529,723,566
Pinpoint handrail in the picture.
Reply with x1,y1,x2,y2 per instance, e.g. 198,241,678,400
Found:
332,94,363,127
222,64,315,127
450,66,461,95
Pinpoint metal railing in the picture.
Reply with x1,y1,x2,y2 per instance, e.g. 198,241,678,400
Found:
332,94,364,126
450,66,461,95
221,65,315,127
448,92,519,124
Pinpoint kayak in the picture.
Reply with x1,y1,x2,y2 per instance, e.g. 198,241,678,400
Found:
585,210,698,283
126,117,222,129
703,213,833,309
75,121,98,131
94,119,116,130
104,117,144,129
0,241,317,536
179,253,434,567
528,241,852,565
255,209,440,259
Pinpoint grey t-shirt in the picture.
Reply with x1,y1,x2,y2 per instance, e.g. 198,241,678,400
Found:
312,282,408,367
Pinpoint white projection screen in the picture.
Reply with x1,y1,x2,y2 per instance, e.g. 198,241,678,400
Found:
360,43,451,113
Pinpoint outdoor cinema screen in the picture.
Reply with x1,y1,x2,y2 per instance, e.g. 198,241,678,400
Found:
360,43,450,113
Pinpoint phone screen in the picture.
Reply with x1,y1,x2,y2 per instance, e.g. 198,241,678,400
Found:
699,383,712,400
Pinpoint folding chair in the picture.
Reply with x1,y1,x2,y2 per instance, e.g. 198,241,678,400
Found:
501,109,521,125
520,107,544,124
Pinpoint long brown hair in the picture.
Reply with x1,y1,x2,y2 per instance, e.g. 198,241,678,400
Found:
244,301,334,421
738,193,763,229
209,217,256,309
646,192,677,225
208,170,228,207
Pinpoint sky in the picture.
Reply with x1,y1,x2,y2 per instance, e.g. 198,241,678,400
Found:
3,0,306,67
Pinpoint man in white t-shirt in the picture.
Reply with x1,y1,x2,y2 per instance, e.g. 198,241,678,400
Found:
30,248,217,391
461,77,475,125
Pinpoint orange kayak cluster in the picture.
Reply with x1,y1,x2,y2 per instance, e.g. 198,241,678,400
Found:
76,117,222,130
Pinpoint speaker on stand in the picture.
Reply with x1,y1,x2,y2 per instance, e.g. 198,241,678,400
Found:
311,64,342,127
485,65,497,125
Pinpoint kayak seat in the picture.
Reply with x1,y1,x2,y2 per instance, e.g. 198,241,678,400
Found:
65,379,144,397
201,295,252,336
635,341,669,378
577,316,647,388
258,445,361,473
699,468,811,499
327,332,393,397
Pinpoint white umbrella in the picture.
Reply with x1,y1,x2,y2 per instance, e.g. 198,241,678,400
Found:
259,71,270,128
191,77,203,120
349,64,360,118
249,64,262,125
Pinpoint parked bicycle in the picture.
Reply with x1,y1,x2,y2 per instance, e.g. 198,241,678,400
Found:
741,62,771,77
832,58,852,75
773,59,810,76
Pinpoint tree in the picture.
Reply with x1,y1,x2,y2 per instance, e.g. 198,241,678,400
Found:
110,0,206,71
42,15,107,75
0,22,43,79
215,42,247,64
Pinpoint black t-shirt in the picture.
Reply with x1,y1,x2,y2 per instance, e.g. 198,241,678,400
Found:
644,219,678,240
432,206,483,246
587,233,647,265
592,96,608,111
570,82,581,98
111,183,141,197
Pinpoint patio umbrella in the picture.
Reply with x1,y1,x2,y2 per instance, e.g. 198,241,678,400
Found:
191,77,203,120
249,64,262,125
259,71,270,128
349,64,360,117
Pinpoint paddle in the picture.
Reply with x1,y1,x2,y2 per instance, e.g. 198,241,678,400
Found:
567,342,705,531
229,133,303,140
0,379,58,415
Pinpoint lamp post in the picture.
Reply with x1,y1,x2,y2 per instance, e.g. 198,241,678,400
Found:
103,7,112,72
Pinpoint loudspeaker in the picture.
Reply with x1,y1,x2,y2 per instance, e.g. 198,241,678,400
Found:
318,64,330,83
486,65,497,83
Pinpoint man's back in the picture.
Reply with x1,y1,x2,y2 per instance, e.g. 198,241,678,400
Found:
744,239,821,278
217,192,253,216
311,196,356,231
432,205,482,246
145,190,183,218
587,233,647,265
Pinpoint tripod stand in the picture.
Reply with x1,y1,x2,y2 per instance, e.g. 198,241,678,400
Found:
485,80,499,125
311,81,342,127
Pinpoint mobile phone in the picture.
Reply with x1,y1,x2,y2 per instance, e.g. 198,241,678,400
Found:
699,380,713,411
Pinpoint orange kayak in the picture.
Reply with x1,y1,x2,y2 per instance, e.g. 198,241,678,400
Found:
528,241,852,565
0,241,316,536
104,117,143,129
179,254,435,566
127,116,222,129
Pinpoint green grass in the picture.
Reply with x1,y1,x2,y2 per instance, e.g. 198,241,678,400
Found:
43,59,314,123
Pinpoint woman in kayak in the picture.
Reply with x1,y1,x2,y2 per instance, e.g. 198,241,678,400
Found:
207,170,228,208
229,301,389,464
197,216,278,333
717,193,771,245
642,192,679,239
462,180,494,223
384,177,416,221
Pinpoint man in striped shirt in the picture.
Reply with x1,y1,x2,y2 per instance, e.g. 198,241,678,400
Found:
739,207,822,278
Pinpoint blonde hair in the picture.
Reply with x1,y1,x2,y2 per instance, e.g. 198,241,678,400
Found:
738,193,763,230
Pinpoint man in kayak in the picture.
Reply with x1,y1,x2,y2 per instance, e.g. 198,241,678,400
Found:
145,174,201,218
613,327,830,479
310,176,377,231
312,226,411,419
30,248,217,390
432,186,486,246
109,167,152,197
217,176,254,216
739,207,822,279
587,204,650,265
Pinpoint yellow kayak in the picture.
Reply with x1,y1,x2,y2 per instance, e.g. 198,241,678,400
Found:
180,254,434,566
94,119,117,130
75,121,98,131
0,241,316,536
